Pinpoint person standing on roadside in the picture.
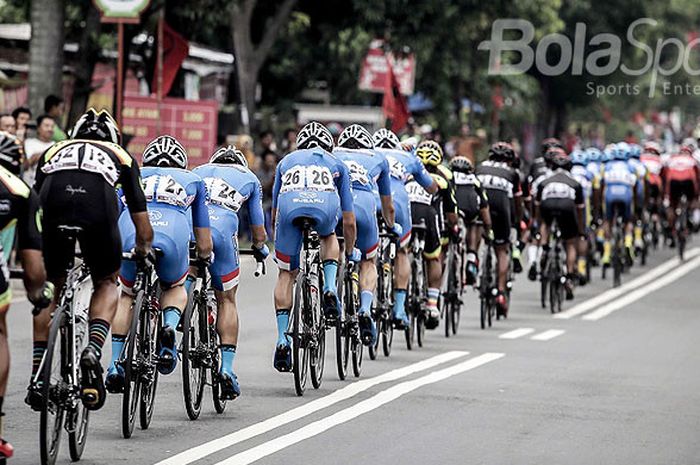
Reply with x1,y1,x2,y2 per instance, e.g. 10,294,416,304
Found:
0,115,16,135
23,115,55,187
44,95,67,142
10,108,31,142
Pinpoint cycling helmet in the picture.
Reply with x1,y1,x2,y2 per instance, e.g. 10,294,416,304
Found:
372,128,401,149
489,141,515,162
337,124,374,150
448,156,473,174
415,140,443,166
0,131,23,174
541,137,563,155
642,141,661,156
400,136,420,152
615,142,630,160
602,146,616,163
296,121,334,152
210,145,247,167
142,135,188,169
544,146,567,167
680,144,694,155
681,137,697,150
585,147,603,163
629,143,641,159
570,149,588,166
550,150,572,170
71,108,121,145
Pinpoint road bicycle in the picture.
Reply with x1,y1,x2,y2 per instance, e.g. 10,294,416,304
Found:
478,239,496,329
441,224,465,337
540,220,565,314
371,217,397,358
336,256,363,379
675,195,689,261
406,220,427,349
602,213,626,287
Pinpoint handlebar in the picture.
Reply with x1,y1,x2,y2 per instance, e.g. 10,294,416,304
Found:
240,249,266,277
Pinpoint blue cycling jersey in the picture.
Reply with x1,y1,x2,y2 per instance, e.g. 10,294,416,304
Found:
602,160,637,200
333,148,392,196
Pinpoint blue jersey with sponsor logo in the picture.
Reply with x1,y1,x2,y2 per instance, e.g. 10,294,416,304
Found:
602,160,637,200
332,148,392,196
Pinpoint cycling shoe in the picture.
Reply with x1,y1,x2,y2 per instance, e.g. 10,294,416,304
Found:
80,347,106,411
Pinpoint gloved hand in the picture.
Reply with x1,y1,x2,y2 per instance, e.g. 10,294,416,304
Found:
29,282,55,310
346,247,362,264
484,227,495,244
430,173,449,190
252,243,270,262
449,224,461,243
391,223,403,238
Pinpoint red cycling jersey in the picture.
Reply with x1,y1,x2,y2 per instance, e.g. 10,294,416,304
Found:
641,153,663,187
661,153,700,197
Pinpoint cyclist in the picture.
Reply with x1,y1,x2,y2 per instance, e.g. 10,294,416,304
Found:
570,149,594,283
333,125,398,344
448,156,493,283
476,142,522,316
410,140,457,328
31,109,153,411
0,164,53,459
372,128,437,328
600,143,639,268
191,146,269,399
661,145,700,245
624,143,647,253
271,122,357,372
535,149,585,299
107,135,211,393
641,142,664,232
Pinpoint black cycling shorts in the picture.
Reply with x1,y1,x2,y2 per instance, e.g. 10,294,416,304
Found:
540,199,580,241
39,172,123,281
410,202,442,258
485,189,511,245
455,188,481,224
669,180,696,206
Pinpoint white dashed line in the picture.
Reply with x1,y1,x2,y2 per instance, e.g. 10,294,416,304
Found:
499,328,535,339
531,329,566,341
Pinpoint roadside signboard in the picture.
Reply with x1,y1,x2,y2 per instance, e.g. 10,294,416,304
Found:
93,0,151,23
358,39,415,96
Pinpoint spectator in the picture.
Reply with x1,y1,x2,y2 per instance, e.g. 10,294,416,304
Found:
11,107,31,141
23,115,55,186
44,94,67,141
258,130,277,157
453,124,484,164
281,128,297,155
235,134,259,172
256,150,278,238
0,114,16,134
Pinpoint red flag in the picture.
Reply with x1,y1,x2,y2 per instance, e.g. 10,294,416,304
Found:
382,56,410,132
153,22,189,96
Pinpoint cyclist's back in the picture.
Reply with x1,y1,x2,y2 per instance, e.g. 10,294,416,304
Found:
662,148,700,205
602,158,636,219
476,158,520,244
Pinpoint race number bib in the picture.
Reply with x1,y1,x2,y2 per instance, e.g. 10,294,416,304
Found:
406,180,432,205
542,182,575,201
343,160,369,186
280,165,334,193
387,156,407,182
143,175,188,207
204,177,245,212
454,172,476,186
478,174,514,196
42,143,120,185
605,169,635,186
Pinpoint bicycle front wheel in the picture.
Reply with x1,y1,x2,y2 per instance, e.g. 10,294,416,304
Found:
122,290,143,438
182,291,206,420
39,310,66,465
139,304,160,430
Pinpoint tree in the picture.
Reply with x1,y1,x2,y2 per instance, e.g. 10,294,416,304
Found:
29,0,66,115
231,0,297,132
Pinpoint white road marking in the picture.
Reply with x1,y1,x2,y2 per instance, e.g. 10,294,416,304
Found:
583,253,700,321
554,247,700,319
531,329,566,341
499,328,535,339
156,350,469,465
214,353,505,465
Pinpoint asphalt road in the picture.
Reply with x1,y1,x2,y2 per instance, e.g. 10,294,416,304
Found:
4,242,700,465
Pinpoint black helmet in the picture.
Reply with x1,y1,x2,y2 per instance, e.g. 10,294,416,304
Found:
0,131,23,175
541,137,563,155
546,147,571,170
489,142,514,162
210,145,248,167
71,108,121,145
448,156,473,174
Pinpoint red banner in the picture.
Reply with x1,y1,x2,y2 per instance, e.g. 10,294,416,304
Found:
358,39,415,96
122,96,218,165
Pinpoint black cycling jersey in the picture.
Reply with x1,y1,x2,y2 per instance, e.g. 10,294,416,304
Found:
453,171,488,223
528,156,548,189
476,160,521,244
536,169,584,240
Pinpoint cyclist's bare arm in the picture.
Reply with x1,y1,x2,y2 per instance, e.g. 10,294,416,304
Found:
380,194,396,227
342,211,357,251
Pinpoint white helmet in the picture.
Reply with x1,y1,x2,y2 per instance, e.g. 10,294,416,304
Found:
296,121,334,153
338,124,374,150
142,135,188,169
210,145,248,167
372,128,401,149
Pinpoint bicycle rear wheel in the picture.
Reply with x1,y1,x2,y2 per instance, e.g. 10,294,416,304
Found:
211,328,227,414
479,295,487,330
416,312,426,347
612,248,623,288
351,330,363,377
182,291,206,420
405,306,415,349
292,275,309,396
139,305,160,430
122,290,143,438
381,316,393,356
309,306,325,389
39,310,66,465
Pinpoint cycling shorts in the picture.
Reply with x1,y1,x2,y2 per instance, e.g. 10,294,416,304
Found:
353,190,379,260
391,182,413,249
209,207,240,292
669,180,696,206
274,191,340,271
455,187,481,224
119,207,190,291
485,189,511,245
410,202,441,259
540,199,580,241
605,195,633,222
39,173,122,281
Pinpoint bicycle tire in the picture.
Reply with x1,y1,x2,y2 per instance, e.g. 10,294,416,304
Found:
416,312,426,347
549,280,558,314
335,319,347,381
139,305,160,430
211,329,227,414
39,309,65,465
351,332,363,377
487,298,493,327
309,288,325,390
613,250,623,288
381,318,393,356
292,275,309,396
121,290,143,438
67,398,89,461
182,290,206,420
479,297,487,330
405,308,415,350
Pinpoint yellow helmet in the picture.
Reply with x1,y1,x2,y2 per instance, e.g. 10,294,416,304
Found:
415,140,443,167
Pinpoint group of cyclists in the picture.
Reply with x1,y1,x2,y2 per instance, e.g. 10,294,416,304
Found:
0,108,698,463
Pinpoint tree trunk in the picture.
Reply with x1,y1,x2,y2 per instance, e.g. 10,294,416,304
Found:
29,0,66,115
67,3,101,127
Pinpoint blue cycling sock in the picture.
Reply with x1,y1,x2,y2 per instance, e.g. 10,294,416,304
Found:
393,289,407,316
322,259,338,294
359,290,373,315
184,275,196,294
163,307,181,330
110,334,126,368
220,344,236,376
276,309,290,345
